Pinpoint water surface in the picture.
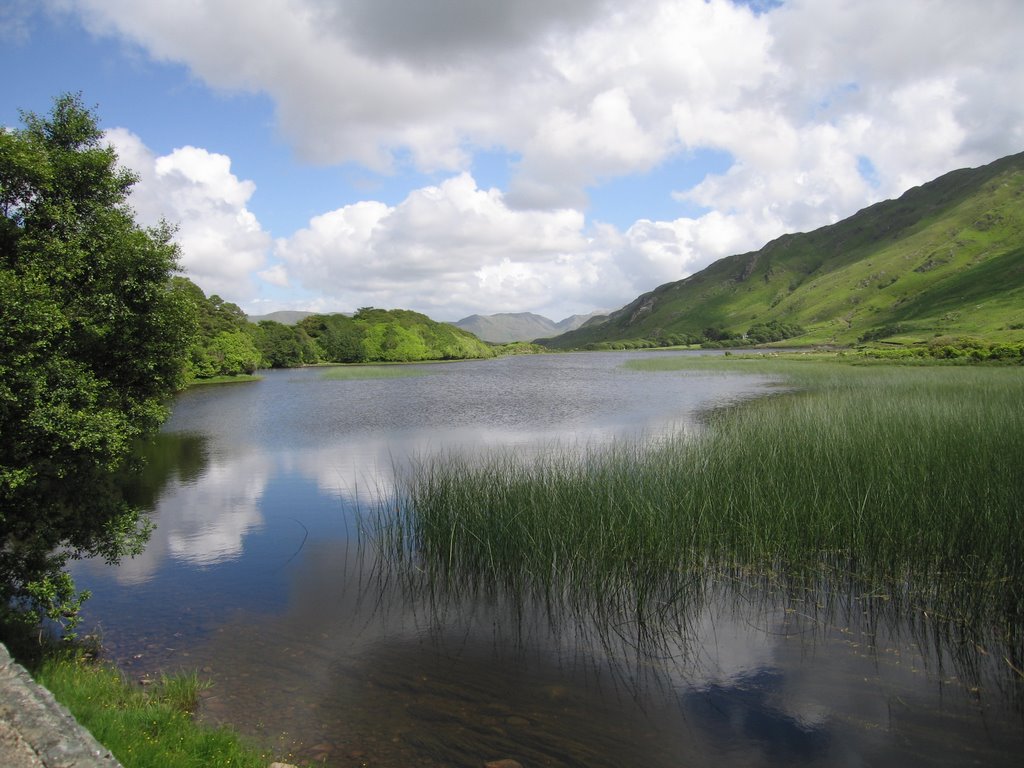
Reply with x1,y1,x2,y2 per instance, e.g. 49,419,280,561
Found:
71,352,1023,766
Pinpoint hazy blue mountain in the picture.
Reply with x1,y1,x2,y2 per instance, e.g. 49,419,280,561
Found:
452,311,606,343
247,310,316,325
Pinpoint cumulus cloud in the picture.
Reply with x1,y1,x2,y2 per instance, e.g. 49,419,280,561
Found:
61,0,1024,194
274,172,765,320
318,0,609,66
105,128,272,300
57,0,1024,317
275,174,600,318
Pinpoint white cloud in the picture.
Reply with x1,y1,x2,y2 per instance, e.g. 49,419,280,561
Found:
274,172,772,320
257,263,290,288
275,173,602,318
105,128,273,301
66,0,1024,317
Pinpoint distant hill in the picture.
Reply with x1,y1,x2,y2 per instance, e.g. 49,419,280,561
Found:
297,307,494,362
247,310,316,325
452,311,607,343
543,152,1024,349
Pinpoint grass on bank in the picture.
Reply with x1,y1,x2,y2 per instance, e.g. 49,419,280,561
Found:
376,356,1024,646
32,650,303,768
319,364,436,380
187,373,262,386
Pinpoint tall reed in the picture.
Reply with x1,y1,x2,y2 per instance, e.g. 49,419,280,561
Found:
373,361,1024,659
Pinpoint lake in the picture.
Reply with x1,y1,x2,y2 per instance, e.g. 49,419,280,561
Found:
70,351,1023,767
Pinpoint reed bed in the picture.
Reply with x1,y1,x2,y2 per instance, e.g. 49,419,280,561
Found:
373,361,1024,662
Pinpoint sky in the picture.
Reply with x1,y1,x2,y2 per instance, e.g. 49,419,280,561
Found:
2,0,1023,322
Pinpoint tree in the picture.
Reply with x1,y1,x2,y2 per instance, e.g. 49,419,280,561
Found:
170,277,260,379
200,330,261,376
251,320,318,368
0,94,195,630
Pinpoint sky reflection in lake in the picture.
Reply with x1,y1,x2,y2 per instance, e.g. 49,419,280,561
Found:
70,352,1023,767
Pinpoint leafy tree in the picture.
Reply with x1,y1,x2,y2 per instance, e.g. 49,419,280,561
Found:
173,278,265,378
0,94,195,629
250,320,318,368
746,320,806,344
301,314,367,363
191,330,261,377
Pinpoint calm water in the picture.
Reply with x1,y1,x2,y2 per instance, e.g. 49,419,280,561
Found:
71,352,1023,767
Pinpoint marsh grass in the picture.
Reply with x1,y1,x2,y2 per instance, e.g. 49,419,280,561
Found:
320,364,435,380
187,374,262,386
34,651,303,768
373,359,1024,677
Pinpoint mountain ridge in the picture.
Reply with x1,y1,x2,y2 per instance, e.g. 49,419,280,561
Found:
543,151,1024,349
451,311,606,343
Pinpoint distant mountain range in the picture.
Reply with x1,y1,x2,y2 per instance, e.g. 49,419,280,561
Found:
247,310,317,325
245,309,605,343
543,151,1024,349
451,311,607,343
248,153,1024,350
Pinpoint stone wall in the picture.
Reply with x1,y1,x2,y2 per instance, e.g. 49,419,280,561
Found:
0,643,123,768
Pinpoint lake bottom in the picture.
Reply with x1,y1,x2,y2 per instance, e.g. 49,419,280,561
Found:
95,538,1023,768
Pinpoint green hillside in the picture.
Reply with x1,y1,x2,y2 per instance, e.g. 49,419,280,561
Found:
545,152,1024,349
296,307,494,363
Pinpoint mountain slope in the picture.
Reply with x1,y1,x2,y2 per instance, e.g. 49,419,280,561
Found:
544,152,1024,348
452,311,604,343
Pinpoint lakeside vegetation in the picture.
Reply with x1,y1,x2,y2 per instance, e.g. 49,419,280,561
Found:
32,649,304,768
373,356,1024,684
5,93,1022,765
319,364,436,380
179,283,497,383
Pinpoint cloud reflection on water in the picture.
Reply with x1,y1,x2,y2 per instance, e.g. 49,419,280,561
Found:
69,355,1023,765
184,535,1021,768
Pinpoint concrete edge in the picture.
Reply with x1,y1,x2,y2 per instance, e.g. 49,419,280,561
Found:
0,642,124,768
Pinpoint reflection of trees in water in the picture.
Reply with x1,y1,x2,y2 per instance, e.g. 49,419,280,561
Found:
121,432,210,511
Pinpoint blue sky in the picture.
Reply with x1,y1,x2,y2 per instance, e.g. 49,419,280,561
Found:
3,0,1022,321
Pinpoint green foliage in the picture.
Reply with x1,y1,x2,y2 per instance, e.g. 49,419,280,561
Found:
174,279,263,379
544,153,1024,349
298,307,494,364
183,298,498,374
189,330,261,377
0,94,193,629
379,361,1024,655
745,319,805,344
492,341,549,355
36,652,302,768
249,319,318,368
859,336,1024,362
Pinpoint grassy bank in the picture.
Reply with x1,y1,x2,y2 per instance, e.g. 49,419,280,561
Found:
187,373,262,386
319,363,436,380
375,357,1024,654
31,650,302,768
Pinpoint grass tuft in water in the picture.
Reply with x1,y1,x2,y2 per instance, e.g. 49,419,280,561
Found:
373,361,1024,666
